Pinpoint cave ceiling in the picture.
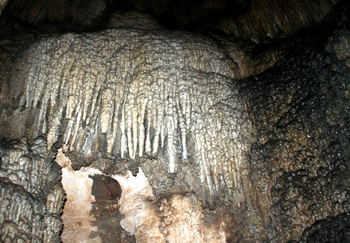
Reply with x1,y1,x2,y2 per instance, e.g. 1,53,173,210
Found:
0,0,340,43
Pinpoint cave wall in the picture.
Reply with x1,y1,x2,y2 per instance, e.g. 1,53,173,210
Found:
242,19,350,241
0,137,64,242
0,0,350,242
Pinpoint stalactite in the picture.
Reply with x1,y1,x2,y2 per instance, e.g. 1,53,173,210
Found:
0,138,64,242
14,28,252,208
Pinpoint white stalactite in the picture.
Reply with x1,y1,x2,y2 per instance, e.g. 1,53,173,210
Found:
22,29,250,199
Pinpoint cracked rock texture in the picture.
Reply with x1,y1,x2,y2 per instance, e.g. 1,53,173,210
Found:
0,1,350,242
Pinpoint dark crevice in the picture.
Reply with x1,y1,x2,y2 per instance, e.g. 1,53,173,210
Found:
89,174,135,242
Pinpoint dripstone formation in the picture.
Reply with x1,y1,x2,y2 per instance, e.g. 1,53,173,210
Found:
0,0,350,242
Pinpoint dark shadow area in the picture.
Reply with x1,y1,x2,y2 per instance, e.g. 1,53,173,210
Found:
91,174,122,201
290,213,350,243
89,174,135,243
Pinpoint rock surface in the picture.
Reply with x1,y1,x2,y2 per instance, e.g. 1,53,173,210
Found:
0,1,349,242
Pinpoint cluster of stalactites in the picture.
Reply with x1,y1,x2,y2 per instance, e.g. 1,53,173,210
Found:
22,29,248,196
0,138,65,242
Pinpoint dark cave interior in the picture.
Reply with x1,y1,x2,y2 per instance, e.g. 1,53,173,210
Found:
0,0,350,242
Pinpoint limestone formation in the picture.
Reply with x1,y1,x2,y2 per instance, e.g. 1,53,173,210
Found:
5,28,253,209
0,0,350,242
0,138,64,242
114,170,226,243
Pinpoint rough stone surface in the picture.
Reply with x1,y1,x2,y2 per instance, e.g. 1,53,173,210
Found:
0,138,64,242
1,27,256,212
0,1,349,242
297,213,350,243
113,170,226,242
240,15,350,242
0,0,8,15
218,0,339,43
56,148,135,243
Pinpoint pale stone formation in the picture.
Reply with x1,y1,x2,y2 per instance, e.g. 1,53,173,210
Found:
113,169,226,243
15,28,253,208
1,3,349,241
56,149,102,243
55,147,226,243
